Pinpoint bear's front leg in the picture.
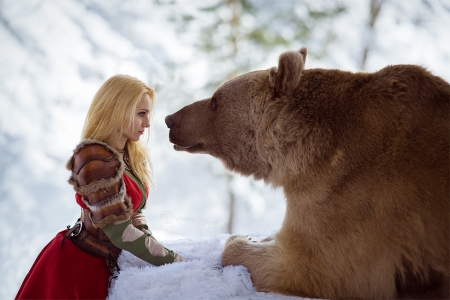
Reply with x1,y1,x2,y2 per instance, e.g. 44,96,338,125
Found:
221,234,319,297
222,231,402,299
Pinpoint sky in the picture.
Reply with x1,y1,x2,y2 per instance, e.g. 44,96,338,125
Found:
1,0,449,298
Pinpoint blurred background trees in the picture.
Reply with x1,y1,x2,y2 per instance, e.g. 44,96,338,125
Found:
163,0,345,86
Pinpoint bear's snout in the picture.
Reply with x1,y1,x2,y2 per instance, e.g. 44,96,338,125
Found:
165,114,175,129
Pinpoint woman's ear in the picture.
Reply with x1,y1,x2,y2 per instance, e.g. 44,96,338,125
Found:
269,47,307,97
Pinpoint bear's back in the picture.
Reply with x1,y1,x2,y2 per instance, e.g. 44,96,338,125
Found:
295,65,449,168
293,64,449,229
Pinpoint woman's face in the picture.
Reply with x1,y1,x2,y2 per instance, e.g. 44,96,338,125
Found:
123,93,151,142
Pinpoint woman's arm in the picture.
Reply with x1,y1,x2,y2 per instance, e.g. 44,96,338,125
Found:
67,140,182,265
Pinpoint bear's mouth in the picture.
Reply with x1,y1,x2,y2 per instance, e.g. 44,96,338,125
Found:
173,143,203,153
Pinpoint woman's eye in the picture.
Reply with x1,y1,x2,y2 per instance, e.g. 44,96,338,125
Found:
139,112,146,117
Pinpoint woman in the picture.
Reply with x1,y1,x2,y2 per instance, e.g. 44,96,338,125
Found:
16,75,183,299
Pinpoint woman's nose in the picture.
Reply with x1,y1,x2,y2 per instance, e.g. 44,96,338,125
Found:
143,117,150,128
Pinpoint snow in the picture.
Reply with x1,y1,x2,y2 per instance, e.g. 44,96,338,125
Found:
109,234,306,300
1,0,449,299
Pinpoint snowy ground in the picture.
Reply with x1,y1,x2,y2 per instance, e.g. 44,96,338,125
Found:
109,233,309,300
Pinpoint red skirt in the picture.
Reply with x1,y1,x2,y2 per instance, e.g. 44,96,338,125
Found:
16,230,111,300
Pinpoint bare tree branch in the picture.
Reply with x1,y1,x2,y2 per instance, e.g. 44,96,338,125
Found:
360,0,386,70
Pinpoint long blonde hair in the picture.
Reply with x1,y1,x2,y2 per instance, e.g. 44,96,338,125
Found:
82,74,155,188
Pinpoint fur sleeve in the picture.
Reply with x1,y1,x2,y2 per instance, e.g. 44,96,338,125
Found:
66,139,133,228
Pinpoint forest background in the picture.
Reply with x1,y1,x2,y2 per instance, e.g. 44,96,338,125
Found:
1,0,449,298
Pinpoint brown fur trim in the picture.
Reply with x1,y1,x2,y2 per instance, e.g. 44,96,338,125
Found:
66,157,74,171
72,139,122,158
66,139,123,170
69,171,124,196
89,195,133,229
80,181,126,212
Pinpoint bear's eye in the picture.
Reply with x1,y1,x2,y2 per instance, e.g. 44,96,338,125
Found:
210,97,217,110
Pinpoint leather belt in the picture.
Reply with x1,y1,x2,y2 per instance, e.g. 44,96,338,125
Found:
62,220,122,274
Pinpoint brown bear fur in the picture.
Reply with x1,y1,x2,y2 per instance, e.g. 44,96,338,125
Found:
165,47,450,299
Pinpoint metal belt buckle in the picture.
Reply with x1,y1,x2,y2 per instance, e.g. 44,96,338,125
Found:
69,220,83,238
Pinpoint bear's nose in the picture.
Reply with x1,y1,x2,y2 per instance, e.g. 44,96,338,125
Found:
165,115,175,129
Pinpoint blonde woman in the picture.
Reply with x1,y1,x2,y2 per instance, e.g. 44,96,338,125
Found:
16,75,183,299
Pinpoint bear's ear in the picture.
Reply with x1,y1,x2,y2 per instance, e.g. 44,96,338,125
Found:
269,47,307,96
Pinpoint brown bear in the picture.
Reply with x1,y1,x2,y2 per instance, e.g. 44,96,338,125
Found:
165,47,449,299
